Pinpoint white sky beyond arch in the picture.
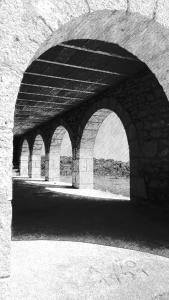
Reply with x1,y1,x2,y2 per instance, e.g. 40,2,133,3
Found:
61,112,129,162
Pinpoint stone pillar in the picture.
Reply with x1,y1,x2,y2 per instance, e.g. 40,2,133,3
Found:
48,154,60,182
48,126,67,183
72,146,94,189
20,157,29,177
31,155,41,178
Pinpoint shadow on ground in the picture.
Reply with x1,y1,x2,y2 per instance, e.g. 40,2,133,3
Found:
12,179,169,257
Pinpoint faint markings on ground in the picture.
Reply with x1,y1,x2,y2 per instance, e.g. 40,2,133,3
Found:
88,259,149,287
58,258,149,289
151,292,169,300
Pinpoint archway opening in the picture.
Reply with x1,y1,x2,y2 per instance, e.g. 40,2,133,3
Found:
49,126,72,183
78,109,130,198
31,134,46,179
93,112,130,198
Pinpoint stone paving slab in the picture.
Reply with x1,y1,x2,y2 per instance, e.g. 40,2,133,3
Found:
11,241,169,300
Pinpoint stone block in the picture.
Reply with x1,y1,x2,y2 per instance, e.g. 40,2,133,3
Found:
127,124,137,141
129,0,156,18
131,176,147,200
156,0,169,27
142,141,157,157
0,278,10,300
0,197,11,279
88,0,127,12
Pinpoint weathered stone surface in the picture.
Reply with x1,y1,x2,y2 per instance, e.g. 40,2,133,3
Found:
11,241,169,300
0,197,11,279
156,0,169,27
0,279,10,300
142,141,157,158
129,0,156,18
131,176,147,199
127,124,137,141
88,0,127,11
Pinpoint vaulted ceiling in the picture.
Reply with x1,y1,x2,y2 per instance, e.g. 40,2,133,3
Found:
14,39,148,135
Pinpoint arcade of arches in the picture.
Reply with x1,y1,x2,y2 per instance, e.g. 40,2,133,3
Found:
1,1,169,297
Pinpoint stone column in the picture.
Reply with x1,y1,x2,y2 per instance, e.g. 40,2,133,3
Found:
20,157,29,177
31,155,41,178
72,146,94,189
48,153,60,182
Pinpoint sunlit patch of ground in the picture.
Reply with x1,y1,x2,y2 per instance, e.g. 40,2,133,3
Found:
46,186,129,200
11,240,169,300
24,179,129,200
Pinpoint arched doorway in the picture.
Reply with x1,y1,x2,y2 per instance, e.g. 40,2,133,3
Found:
76,108,130,193
31,134,46,179
93,111,130,197
20,139,30,177
49,126,72,183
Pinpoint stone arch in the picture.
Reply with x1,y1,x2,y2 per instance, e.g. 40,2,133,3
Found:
31,134,46,179
12,11,169,201
79,109,117,189
72,98,143,201
48,125,72,182
20,139,30,177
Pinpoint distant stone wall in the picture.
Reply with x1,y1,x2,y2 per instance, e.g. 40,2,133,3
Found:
94,158,130,177
60,156,129,177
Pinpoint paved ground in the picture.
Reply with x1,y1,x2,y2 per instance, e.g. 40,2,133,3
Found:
11,241,169,300
11,178,169,299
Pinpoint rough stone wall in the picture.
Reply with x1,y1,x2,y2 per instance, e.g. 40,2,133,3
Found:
114,73,169,204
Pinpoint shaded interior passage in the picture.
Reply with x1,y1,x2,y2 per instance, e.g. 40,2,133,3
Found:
12,179,169,258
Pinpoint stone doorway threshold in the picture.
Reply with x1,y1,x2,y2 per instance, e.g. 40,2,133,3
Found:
11,241,169,300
